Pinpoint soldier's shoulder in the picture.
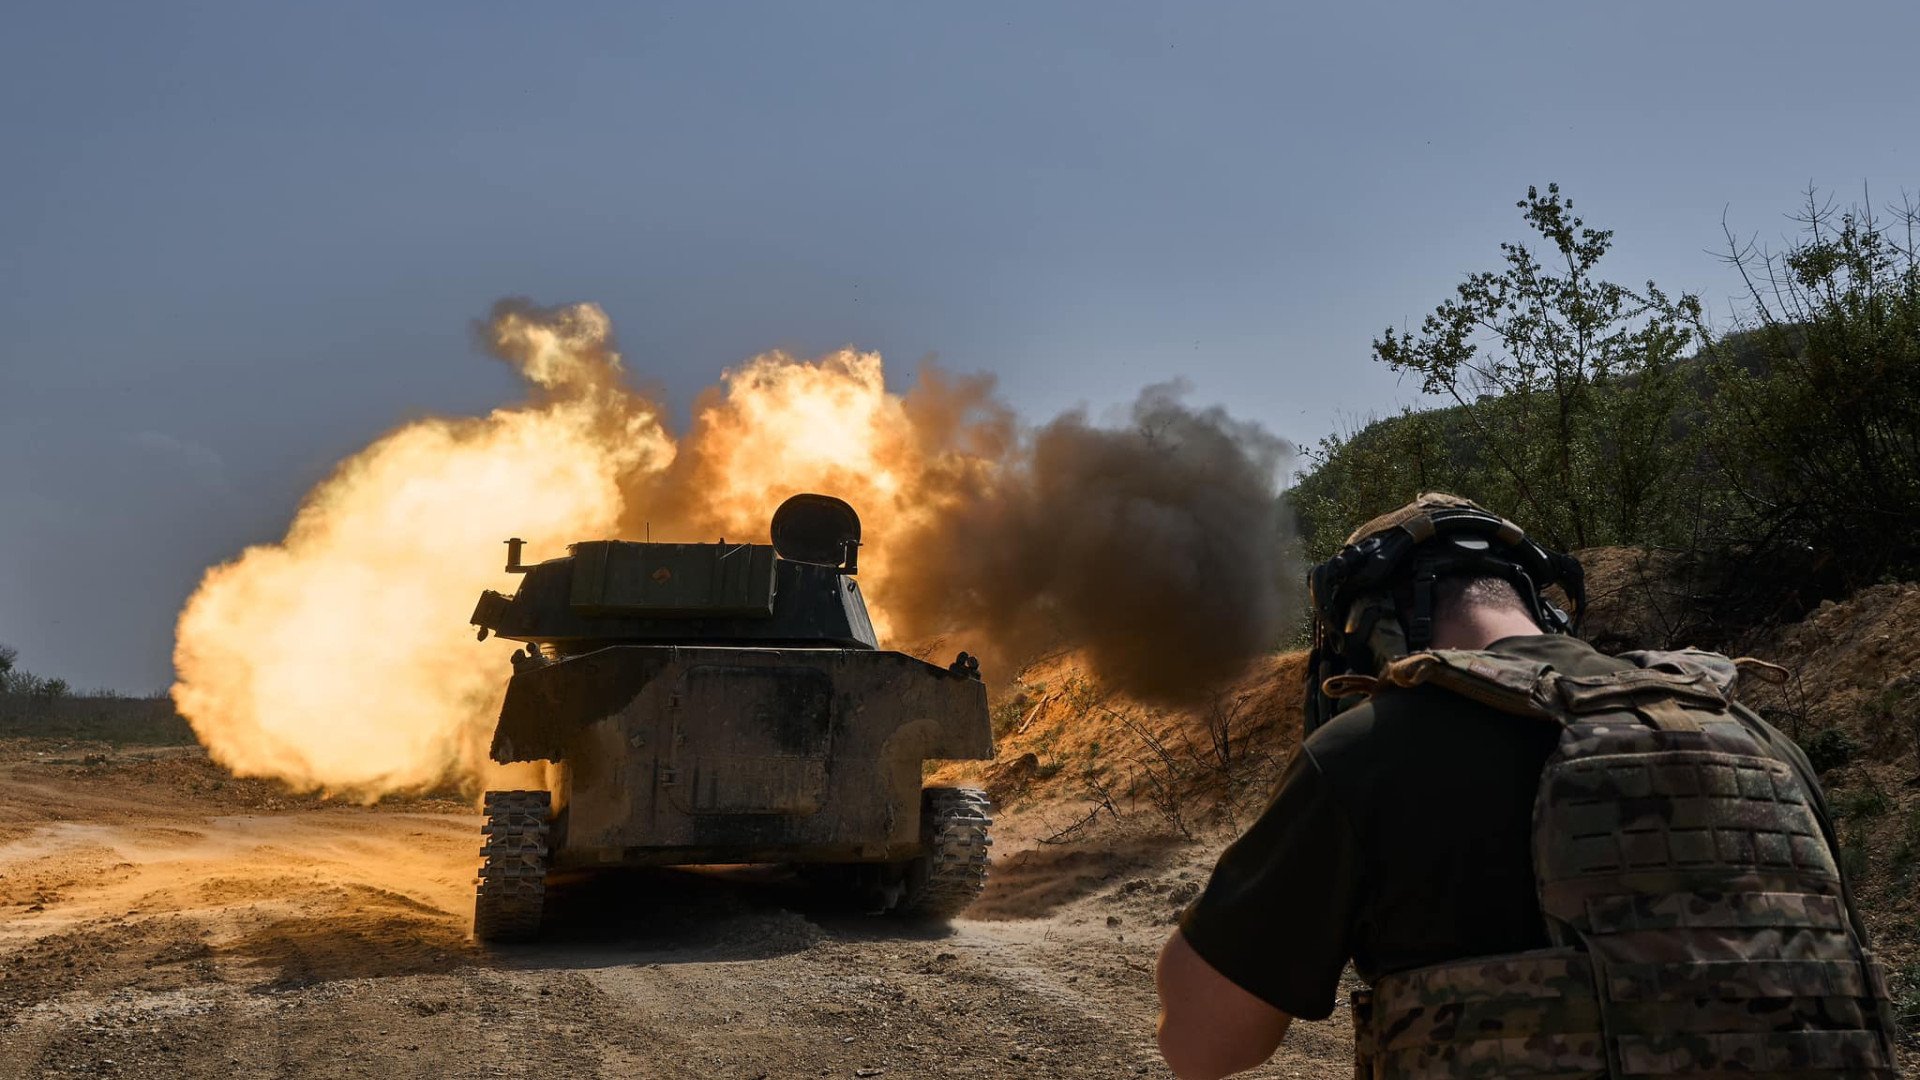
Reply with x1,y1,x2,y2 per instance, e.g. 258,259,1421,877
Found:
1305,681,1477,759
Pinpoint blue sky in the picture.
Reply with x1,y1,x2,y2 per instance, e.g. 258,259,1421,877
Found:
2,1,1915,691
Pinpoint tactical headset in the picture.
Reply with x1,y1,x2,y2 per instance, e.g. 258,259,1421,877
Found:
1303,494,1586,736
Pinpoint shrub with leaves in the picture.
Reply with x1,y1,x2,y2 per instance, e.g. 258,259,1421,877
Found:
1370,184,1704,552
1705,191,1920,605
1801,727,1861,775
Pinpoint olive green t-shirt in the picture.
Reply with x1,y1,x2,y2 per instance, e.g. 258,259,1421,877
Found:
1178,634,1841,1021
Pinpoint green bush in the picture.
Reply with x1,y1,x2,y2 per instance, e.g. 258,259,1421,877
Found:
1830,782,1891,821
1836,842,1871,883
1892,962,1920,1032
991,698,1027,739
1290,186,1920,637
1342,184,1704,555
0,642,192,745
1891,809,1920,886
1703,192,1920,593
1802,728,1860,775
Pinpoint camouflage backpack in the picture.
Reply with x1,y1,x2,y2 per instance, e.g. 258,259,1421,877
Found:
1330,648,1901,1079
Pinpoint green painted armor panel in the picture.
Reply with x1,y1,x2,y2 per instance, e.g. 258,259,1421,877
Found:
568,541,777,617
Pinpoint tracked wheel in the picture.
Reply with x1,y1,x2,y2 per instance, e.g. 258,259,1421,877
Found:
473,789,551,943
894,787,992,920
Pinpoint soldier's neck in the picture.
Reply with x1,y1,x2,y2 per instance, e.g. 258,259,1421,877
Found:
1429,606,1547,651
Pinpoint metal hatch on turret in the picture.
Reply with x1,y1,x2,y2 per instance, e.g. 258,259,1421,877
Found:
468,495,877,650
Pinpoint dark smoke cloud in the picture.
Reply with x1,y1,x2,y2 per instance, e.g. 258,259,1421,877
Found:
890,382,1299,702
484,298,1302,701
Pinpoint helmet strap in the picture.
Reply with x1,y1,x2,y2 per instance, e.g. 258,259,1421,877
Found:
1407,556,1438,652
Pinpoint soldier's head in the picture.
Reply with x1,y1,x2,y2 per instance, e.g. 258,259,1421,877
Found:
1302,493,1584,734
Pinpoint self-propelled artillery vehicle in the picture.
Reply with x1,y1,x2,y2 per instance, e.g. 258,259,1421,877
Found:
466,494,995,941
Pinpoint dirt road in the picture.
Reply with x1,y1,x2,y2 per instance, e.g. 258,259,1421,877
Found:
0,743,1354,1079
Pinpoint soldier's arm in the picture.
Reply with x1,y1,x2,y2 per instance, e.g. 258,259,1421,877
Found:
1156,931,1292,1079
1156,746,1359,1076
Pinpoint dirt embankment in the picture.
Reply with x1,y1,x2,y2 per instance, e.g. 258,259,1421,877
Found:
1737,584,1920,1039
936,650,1307,843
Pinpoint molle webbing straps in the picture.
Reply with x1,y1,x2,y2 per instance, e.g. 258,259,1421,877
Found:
1321,650,1561,720
1364,948,1607,1079
1350,647,1901,1079
1323,648,1752,725
1530,659,1900,1077
1543,667,1731,732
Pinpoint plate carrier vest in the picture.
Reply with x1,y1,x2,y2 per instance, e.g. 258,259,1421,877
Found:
1329,648,1900,1079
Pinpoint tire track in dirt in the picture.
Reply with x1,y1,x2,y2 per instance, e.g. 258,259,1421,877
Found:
0,745,1357,1078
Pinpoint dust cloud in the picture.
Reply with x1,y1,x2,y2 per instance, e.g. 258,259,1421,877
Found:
887,385,1297,702
172,300,1296,798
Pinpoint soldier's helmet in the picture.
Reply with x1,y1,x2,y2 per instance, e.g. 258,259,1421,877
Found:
1303,492,1585,734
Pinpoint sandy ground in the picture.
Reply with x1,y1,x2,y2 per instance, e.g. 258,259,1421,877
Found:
0,742,1356,1080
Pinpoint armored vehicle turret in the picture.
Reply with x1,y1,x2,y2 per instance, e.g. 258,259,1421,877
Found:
467,494,995,941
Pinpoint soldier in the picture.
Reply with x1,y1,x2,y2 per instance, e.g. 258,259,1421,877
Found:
1155,493,1899,1079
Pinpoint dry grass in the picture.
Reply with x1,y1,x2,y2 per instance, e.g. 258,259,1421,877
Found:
0,691,193,745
